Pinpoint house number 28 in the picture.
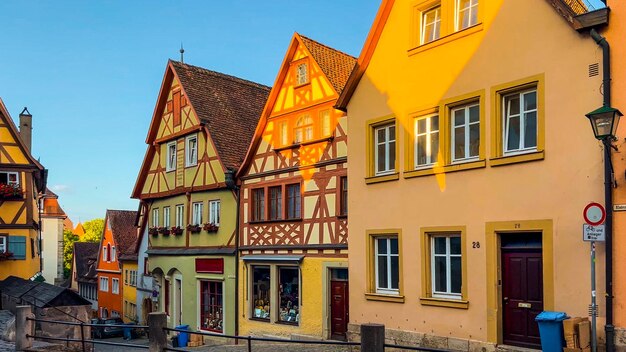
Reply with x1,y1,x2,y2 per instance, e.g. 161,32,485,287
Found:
472,242,480,248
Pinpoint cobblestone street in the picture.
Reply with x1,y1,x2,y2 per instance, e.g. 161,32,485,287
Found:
0,340,13,352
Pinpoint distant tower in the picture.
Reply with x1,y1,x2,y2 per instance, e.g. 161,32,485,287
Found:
180,43,185,63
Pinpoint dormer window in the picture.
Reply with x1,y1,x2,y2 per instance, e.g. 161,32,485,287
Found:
421,5,441,44
166,141,177,172
457,0,478,30
296,63,309,85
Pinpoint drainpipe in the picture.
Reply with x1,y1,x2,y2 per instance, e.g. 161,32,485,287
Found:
225,170,240,339
589,28,614,352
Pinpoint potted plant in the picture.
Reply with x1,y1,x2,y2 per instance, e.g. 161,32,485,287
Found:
157,226,170,236
187,224,202,233
148,227,158,236
171,226,184,236
203,223,219,233
0,183,22,200
0,252,14,261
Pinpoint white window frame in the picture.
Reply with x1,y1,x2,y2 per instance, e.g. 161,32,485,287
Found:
152,208,159,227
163,207,170,228
0,172,19,186
185,135,198,167
451,103,480,162
166,141,177,172
175,205,184,227
374,237,399,295
0,236,7,253
192,202,203,226
431,234,462,299
100,277,109,292
112,278,119,294
279,121,289,146
414,114,439,168
374,123,396,175
456,0,479,31
102,246,107,261
421,5,441,44
209,200,220,226
296,63,308,85
503,89,538,154
111,246,116,262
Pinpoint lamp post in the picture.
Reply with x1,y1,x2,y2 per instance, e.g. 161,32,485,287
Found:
586,105,622,352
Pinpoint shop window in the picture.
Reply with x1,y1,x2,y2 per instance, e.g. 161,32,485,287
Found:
286,184,301,219
278,267,300,324
200,281,223,332
251,266,271,321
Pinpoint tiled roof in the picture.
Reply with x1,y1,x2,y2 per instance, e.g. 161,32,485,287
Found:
73,242,99,281
42,188,66,217
0,276,91,307
170,61,271,170
562,0,587,15
74,223,85,236
107,210,138,256
299,35,357,95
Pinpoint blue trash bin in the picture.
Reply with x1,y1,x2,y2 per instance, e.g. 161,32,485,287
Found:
175,325,190,347
535,311,568,352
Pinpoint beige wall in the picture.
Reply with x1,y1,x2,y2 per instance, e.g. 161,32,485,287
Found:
346,0,607,344
41,217,64,284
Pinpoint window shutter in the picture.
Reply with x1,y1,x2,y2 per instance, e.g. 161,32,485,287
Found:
8,236,26,260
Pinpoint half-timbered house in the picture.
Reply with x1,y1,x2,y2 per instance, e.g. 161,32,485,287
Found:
131,60,269,335
237,34,355,340
0,99,47,280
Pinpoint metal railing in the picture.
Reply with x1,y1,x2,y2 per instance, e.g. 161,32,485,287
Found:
162,326,359,352
26,316,150,351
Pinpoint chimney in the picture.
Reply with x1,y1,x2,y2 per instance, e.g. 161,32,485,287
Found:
19,107,32,152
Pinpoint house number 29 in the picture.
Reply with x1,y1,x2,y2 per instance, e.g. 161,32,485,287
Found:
472,242,480,248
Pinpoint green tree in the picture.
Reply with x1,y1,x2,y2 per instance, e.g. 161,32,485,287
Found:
82,218,104,243
63,229,79,278
63,218,104,279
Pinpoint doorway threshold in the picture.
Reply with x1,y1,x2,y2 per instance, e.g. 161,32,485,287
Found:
496,344,541,352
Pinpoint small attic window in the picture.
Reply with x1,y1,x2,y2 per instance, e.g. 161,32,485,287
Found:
296,63,309,85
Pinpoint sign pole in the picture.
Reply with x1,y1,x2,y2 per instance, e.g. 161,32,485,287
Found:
591,241,597,352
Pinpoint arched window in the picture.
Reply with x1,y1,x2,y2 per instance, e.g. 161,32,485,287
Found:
294,115,313,143
107,244,111,262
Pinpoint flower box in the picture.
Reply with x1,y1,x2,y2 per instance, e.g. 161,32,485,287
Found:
0,183,22,200
171,226,184,236
0,252,14,261
203,223,219,233
187,224,202,233
148,227,158,236
157,227,170,236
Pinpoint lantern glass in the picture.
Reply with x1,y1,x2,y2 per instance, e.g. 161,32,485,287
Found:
586,106,623,140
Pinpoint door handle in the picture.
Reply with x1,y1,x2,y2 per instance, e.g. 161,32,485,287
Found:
503,297,509,304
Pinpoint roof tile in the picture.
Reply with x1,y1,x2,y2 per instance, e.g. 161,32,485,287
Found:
106,210,138,256
298,35,357,95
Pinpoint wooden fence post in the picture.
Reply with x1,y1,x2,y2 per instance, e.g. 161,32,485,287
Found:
15,305,33,351
361,323,385,352
148,312,167,352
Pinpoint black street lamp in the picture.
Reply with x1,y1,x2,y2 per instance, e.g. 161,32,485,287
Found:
586,106,623,141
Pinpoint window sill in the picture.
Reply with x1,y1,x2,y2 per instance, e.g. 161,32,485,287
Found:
404,160,486,179
336,214,348,219
365,293,405,303
365,172,399,185
249,317,271,323
489,150,544,167
249,218,303,225
276,321,299,326
184,163,198,169
419,297,469,309
408,23,483,56
294,82,311,89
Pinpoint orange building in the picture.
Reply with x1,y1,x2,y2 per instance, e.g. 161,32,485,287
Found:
96,210,137,318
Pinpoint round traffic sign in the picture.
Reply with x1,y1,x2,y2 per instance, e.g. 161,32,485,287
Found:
583,202,606,226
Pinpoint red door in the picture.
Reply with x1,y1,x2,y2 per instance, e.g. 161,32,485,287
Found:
330,280,349,340
502,250,543,349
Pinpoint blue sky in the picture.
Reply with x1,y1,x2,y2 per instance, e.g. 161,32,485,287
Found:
0,0,607,223
0,1,379,223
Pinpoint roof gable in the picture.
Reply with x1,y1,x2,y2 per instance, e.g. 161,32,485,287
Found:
106,210,138,256
0,98,45,170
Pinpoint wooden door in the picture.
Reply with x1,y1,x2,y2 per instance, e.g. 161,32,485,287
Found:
330,280,349,339
502,250,543,348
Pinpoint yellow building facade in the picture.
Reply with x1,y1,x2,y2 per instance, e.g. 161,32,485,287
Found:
237,34,354,339
338,0,611,349
0,100,46,280
121,260,138,323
